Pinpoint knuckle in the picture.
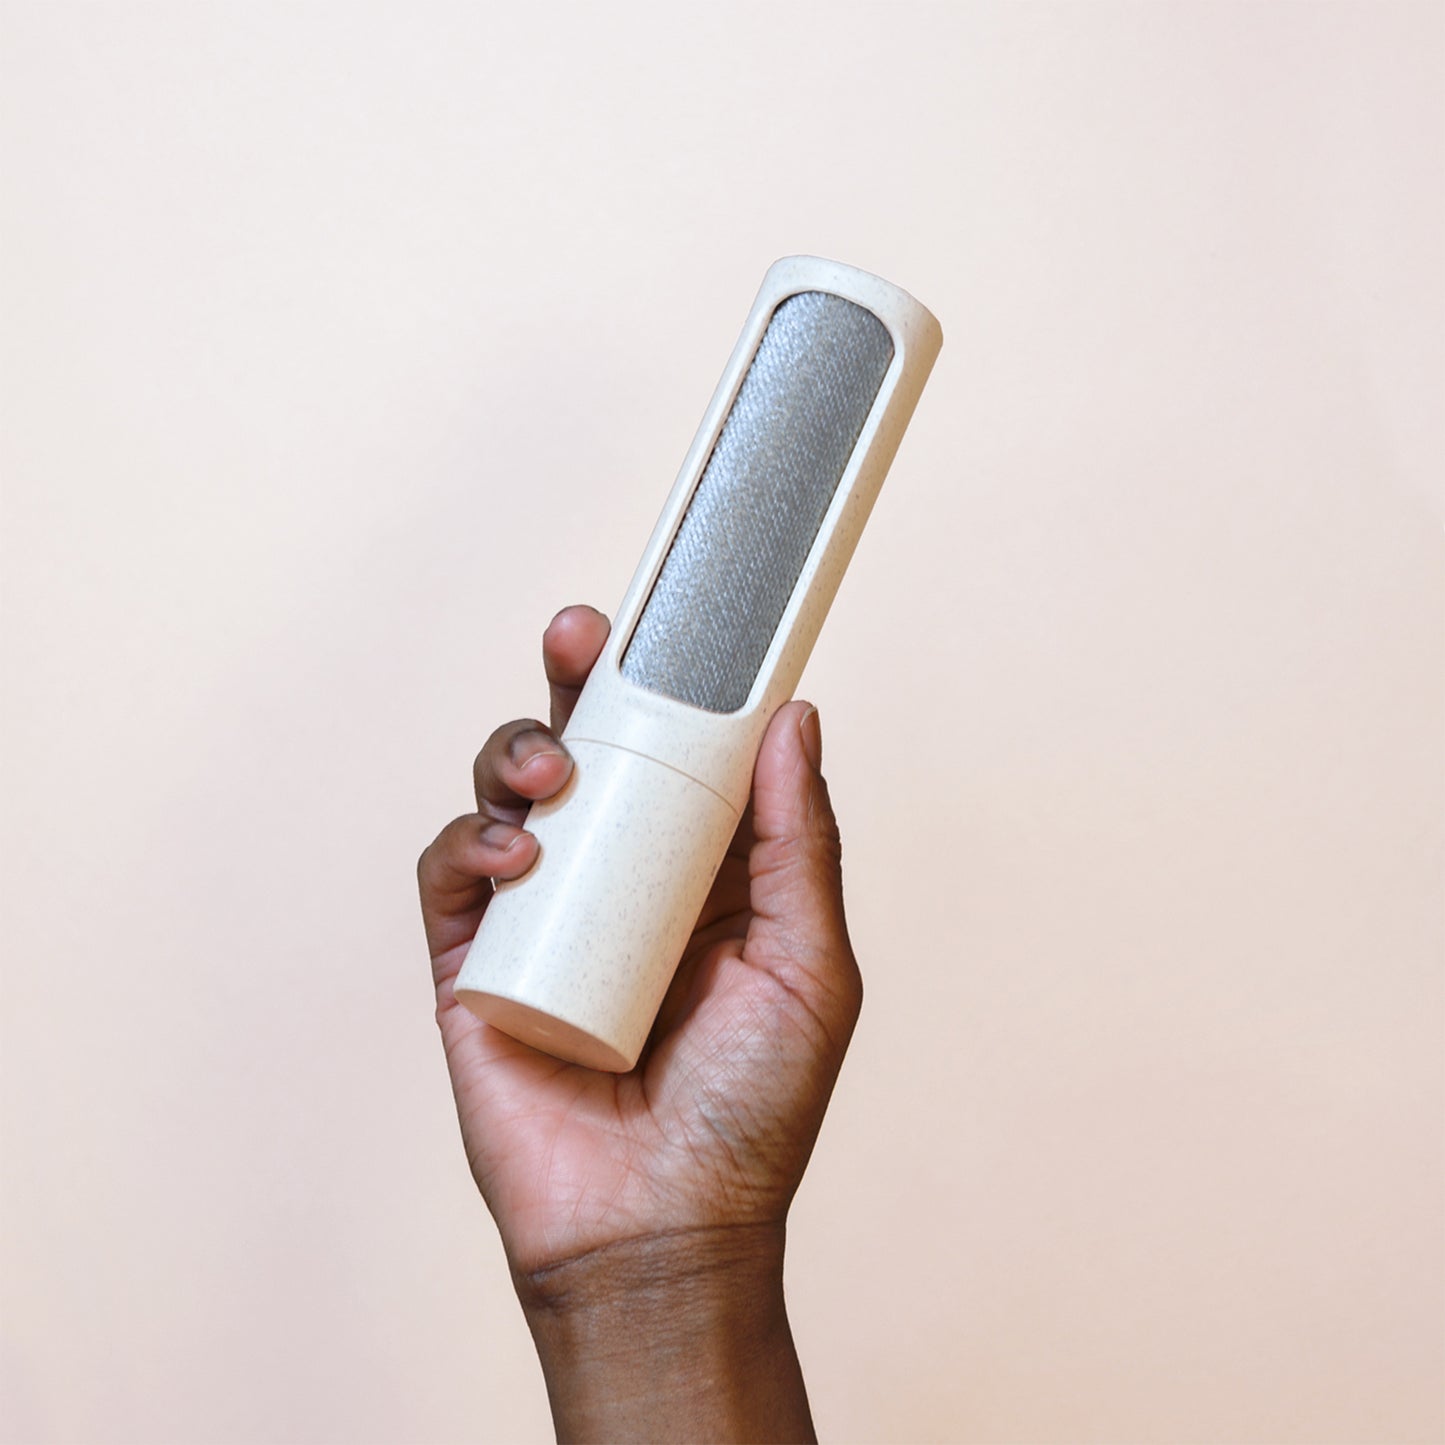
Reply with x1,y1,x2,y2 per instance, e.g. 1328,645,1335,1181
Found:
480,716,544,759
417,827,453,888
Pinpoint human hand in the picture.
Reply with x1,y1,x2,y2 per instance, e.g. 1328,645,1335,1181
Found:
418,604,862,1441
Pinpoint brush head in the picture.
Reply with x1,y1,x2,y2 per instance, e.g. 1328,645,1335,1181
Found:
621,291,895,713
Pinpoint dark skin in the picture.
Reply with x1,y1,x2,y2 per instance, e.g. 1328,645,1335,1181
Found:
418,605,863,1443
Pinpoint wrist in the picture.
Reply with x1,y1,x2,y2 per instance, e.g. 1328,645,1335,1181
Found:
514,1220,785,1317
516,1223,815,1443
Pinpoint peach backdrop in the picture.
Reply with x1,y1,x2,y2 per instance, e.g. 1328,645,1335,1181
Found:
2,4,1441,1442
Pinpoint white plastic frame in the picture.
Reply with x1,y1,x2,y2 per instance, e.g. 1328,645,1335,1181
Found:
454,257,942,1070
568,256,942,806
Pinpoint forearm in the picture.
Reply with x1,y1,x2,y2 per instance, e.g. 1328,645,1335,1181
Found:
516,1223,815,1445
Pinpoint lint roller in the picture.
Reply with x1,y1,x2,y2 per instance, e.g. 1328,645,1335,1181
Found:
454,256,942,1071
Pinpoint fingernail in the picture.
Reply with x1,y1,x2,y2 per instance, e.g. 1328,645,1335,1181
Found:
508,728,570,773
799,705,822,772
480,820,526,852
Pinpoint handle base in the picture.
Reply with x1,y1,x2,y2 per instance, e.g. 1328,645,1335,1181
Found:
454,989,634,1073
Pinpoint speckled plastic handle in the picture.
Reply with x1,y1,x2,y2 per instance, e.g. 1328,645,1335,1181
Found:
454,256,942,1071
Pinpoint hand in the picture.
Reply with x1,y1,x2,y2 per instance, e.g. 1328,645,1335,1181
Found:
418,605,863,1442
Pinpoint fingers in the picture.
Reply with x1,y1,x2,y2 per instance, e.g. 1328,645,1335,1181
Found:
744,701,862,1036
417,813,541,962
423,603,610,987
543,605,610,733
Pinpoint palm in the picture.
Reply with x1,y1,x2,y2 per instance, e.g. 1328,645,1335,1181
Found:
432,844,838,1277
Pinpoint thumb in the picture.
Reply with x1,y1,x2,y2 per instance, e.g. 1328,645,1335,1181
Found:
747,702,859,1004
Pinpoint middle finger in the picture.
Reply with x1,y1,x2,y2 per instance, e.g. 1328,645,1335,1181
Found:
473,716,575,818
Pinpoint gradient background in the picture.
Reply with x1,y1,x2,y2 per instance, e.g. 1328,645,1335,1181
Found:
2,4,1441,1442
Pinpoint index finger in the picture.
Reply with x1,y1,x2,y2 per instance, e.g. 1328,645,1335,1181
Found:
543,605,611,732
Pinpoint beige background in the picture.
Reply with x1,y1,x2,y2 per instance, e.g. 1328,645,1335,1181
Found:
2,4,1441,1442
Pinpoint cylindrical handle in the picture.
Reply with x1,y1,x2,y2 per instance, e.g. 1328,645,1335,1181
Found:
454,740,738,1071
